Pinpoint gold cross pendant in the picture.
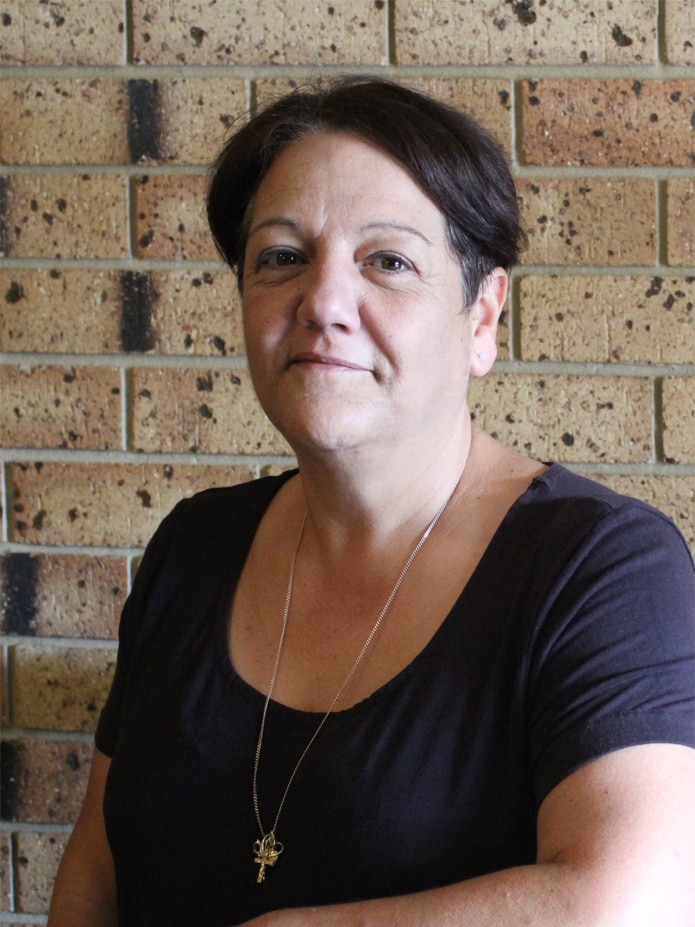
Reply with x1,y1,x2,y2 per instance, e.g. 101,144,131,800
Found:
253,832,284,883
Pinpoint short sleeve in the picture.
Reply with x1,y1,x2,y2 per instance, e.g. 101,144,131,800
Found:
527,502,695,805
95,499,188,757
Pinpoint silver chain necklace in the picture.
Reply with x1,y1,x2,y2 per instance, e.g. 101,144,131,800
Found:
251,475,462,883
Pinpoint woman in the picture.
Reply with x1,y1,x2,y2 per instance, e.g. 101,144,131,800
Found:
49,77,695,927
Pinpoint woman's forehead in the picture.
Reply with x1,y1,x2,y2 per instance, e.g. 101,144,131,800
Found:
249,131,447,237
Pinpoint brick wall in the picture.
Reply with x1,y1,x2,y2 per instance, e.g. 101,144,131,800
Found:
1,1,693,919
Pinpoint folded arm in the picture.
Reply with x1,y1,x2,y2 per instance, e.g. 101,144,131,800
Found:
240,742,695,927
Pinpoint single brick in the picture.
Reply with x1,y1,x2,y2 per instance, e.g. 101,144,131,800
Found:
519,178,656,265
131,368,291,455
395,0,656,66
662,377,695,464
1,365,122,450
0,0,125,66
590,473,694,552
519,275,695,364
133,77,247,165
255,76,513,149
132,0,387,65
0,834,10,911
14,831,68,915
522,79,695,167
469,374,653,463
665,0,695,65
134,174,216,260
0,269,123,354
0,79,130,165
1,174,128,259
148,269,244,355
10,643,116,732
667,179,695,267
0,739,92,823
0,553,127,639
8,462,256,547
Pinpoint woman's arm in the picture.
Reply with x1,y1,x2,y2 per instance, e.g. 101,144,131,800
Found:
48,748,118,927
240,742,695,927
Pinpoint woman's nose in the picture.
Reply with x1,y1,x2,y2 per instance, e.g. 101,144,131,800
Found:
295,259,362,332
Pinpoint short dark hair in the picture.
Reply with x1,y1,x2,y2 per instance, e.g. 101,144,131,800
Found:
207,76,525,307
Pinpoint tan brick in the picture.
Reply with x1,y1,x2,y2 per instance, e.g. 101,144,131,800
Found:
131,367,291,455
0,739,92,823
15,831,68,915
0,553,127,639
590,473,695,552
0,79,130,165
1,366,122,450
132,0,387,65
667,179,695,267
522,79,695,167
0,1,125,66
11,643,115,732
149,269,244,355
1,174,128,259
0,834,11,911
135,77,248,165
395,0,656,66
469,374,653,462
0,269,123,354
8,462,256,547
255,76,513,149
665,0,695,65
519,179,656,265
663,377,695,464
134,174,216,260
519,275,695,364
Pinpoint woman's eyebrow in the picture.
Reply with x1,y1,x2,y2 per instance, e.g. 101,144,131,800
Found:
360,221,434,246
247,217,299,238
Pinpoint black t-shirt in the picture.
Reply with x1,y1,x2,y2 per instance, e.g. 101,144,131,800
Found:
96,464,695,927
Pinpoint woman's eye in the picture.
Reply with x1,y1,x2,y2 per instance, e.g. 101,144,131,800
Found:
367,252,413,273
259,249,303,268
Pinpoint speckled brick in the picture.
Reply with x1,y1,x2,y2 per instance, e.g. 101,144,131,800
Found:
14,831,68,915
519,275,695,364
132,77,248,165
255,76,513,148
522,79,695,167
0,79,130,165
0,553,127,639
0,0,125,65
134,174,216,260
131,368,291,454
132,0,387,65
395,0,656,66
0,739,92,823
665,0,695,65
519,179,656,265
1,366,122,450
148,270,244,355
8,462,256,547
590,473,694,552
0,269,123,354
469,374,653,463
10,644,116,732
663,377,695,464
1,174,128,259
667,179,695,267
0,834,11,911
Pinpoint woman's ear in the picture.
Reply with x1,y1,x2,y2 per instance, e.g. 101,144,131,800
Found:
469,268,508,377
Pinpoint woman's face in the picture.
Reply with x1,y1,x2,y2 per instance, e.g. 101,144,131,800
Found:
241,131,501,457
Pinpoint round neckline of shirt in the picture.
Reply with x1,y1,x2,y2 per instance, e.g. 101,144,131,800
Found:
215,462,564,723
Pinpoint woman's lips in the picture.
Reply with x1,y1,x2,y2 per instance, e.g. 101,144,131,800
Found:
289,352,366,371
